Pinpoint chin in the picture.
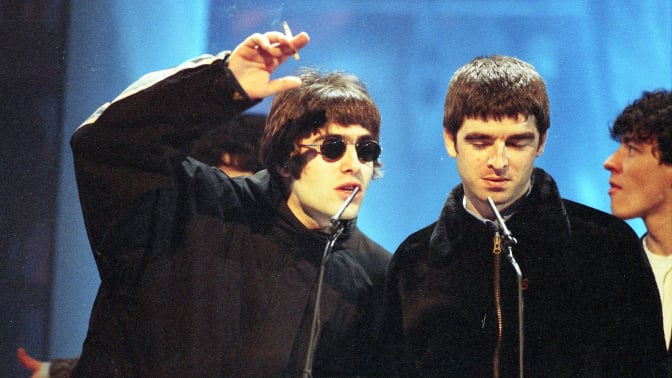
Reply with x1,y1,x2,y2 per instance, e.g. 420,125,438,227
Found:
341,208,360,220
481,192,507,203
612,210,636,220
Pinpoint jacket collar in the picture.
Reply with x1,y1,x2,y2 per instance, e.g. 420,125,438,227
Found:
246,169,357,245
245,170,371,300
428,168,572,263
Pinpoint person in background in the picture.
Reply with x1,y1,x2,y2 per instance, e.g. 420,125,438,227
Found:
604,89,672,376
66,29,390,377
16,114,268,378
189,113,266,176
383,55,645,376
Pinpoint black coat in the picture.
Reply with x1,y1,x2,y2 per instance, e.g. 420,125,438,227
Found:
70,53,390,377
384,168,665,377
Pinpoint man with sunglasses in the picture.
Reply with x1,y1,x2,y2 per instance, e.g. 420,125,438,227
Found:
69,30,390,377
382,55,644,376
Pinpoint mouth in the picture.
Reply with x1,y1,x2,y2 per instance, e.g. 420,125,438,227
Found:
482,176,509,188
335,183,363,200
337,183,361,192
608,181,621,195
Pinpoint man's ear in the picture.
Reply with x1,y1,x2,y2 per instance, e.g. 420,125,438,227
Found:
536,132,548,157
444,129,458,157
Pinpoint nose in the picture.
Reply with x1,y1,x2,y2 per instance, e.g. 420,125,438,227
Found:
603,144,628,172
339,144,362,173
487,142,508,170
603,148,621,172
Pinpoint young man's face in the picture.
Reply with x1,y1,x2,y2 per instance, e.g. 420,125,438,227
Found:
282,123,377,230
604,140,672,222
444,114,546,219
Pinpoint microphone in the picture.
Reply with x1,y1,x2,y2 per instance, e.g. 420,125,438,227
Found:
303,186,360,378
487,196,524,378
330,187,360,233
486,197,517,246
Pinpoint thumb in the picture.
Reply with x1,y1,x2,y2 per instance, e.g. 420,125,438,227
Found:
264,76,302,97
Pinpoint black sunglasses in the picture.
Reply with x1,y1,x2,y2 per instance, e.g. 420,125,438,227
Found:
299,137,381,162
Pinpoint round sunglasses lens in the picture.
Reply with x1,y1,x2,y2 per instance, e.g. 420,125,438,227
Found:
321,139,347,160
357,141,381,162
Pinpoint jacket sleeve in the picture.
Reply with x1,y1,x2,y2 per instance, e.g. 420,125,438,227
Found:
70,52,258,283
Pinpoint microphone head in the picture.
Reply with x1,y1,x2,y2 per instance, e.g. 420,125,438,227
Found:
486,196,517,244
330,187,360,224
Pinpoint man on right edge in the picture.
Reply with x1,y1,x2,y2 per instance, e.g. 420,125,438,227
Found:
383,55,646,376
604,89,672,377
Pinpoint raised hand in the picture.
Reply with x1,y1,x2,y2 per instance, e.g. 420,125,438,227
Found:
227,30,310,99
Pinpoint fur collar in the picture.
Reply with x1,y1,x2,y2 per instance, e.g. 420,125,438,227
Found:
428,168,572,263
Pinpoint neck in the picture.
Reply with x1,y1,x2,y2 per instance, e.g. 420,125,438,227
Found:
285,197,328,231
642,207,672,256
643,228,672,257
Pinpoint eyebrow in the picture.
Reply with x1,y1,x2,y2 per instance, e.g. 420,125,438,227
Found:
464,132,492,141
313,133,374,142
464,132,536,141
506,132,537,142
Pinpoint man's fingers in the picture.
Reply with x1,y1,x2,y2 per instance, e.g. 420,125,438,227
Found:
258,76,302,98
290,32,310,52
228,30,310,99
17,347,42,372
251,31,310,58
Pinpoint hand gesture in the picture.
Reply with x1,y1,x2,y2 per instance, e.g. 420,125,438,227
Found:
227,30,310,99
17,347,50,378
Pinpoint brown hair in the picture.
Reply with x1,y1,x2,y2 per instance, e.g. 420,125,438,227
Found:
443,55,550,138
261,68,382,179
610,89,672,165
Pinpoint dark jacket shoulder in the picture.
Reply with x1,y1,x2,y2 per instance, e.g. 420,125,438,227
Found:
388,222,435,275
563,198,637,236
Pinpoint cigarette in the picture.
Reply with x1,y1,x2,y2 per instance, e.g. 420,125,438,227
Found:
282,21,300,60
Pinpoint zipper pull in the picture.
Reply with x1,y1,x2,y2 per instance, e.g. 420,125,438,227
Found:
493,232,502,255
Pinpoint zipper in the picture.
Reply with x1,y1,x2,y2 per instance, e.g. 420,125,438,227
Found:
492,232,503,378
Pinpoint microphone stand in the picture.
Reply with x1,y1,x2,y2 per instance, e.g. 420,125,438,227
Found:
487,197,524,378
303,187,360,378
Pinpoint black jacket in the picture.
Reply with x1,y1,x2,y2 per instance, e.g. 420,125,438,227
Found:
70,53,390,377
384,168,665,377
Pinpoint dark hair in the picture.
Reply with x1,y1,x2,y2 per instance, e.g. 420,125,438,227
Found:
443,55,550,138
609,89,672,165
261,68,382,179
189,114,266,173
